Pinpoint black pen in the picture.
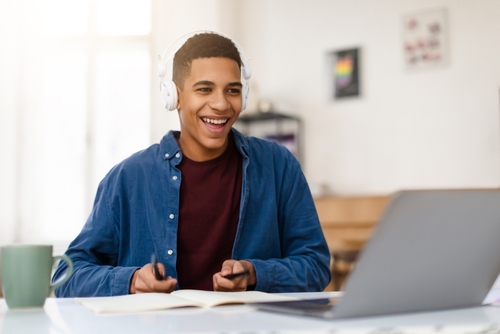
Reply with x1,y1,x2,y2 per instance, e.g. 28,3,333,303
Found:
223,270,250,280
151,253,164,280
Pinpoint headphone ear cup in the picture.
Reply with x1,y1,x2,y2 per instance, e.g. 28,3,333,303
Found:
160,81,178,111
241,82,250,112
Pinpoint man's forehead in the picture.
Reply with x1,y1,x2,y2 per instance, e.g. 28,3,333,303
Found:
190,56,240,67
187,57,241,78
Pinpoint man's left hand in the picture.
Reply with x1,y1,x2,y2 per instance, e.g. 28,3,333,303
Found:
213,260,256,292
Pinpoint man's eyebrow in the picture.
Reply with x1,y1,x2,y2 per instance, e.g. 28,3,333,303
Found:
192,81,243,88
192,80,215,87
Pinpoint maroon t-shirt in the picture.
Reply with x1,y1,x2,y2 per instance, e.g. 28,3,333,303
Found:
176,134,242,290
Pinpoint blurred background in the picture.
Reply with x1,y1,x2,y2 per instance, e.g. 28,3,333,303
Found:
1,0,499,253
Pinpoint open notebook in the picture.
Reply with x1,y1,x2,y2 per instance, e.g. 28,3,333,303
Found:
76,290,298,314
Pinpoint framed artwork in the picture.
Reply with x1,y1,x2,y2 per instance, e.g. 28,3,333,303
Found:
402,8,449,69
328,48,361,100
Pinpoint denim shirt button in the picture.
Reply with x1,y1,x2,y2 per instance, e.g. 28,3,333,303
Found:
175,153,180,158
164,153,169,158
167,250,173,255
172,175,178,181
169,214,174,219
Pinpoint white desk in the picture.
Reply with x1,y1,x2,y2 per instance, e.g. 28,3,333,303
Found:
1,292,500,334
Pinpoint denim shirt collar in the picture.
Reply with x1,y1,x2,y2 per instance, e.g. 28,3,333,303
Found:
159,128,249,161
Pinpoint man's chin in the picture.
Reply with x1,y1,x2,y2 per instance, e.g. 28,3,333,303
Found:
203,138,228,150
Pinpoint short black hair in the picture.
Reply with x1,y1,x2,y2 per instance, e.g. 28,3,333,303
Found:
172,32,242,89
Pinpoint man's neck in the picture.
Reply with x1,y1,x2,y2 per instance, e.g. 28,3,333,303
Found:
177,133,230,162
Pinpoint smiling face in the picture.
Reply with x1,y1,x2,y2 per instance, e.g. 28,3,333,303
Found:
176,57,243,161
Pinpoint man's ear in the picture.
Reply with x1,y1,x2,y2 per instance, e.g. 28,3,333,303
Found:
176,86,181,110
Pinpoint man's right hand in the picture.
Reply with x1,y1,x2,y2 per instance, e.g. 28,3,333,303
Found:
129,263,177,294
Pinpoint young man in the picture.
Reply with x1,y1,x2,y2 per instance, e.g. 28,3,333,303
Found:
53,32,331,296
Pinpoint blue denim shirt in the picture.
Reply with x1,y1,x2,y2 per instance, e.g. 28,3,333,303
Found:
53,128,331,297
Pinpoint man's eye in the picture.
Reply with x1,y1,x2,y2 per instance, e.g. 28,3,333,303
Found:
227,88,241,94
198,87,211,92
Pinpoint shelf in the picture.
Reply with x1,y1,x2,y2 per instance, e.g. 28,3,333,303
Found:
235,111,303,164
236,111,300,123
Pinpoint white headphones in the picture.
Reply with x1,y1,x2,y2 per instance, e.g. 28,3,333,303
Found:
158,30,252,112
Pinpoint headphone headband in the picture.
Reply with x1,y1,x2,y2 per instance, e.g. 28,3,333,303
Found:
158,30,252,80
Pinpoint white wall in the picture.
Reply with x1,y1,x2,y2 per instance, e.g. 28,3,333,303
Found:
0,0,20,243
236,0,500,196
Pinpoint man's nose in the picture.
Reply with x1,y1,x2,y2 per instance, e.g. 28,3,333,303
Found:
208,90,230,110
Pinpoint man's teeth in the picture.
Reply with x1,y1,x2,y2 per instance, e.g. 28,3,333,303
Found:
202,118,228,125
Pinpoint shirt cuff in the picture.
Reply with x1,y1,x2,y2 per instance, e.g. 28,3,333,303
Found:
112,266,141,295
247,259,273,292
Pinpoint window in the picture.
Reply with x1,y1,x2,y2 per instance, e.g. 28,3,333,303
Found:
18,0,152,247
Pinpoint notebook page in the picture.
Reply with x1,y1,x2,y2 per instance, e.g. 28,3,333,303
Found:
76,293,203,313
171,290,298,308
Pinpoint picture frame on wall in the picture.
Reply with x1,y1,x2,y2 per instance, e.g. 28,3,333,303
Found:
402,8,449,69
327,48,361,100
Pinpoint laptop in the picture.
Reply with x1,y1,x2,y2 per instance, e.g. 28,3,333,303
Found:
255,189,500,319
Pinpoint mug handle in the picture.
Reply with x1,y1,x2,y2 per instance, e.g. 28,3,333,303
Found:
50,255,74,293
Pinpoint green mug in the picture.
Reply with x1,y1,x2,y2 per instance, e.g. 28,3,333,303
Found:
0,244,73,309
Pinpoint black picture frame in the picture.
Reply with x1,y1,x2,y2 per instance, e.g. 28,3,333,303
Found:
329,48,361,99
